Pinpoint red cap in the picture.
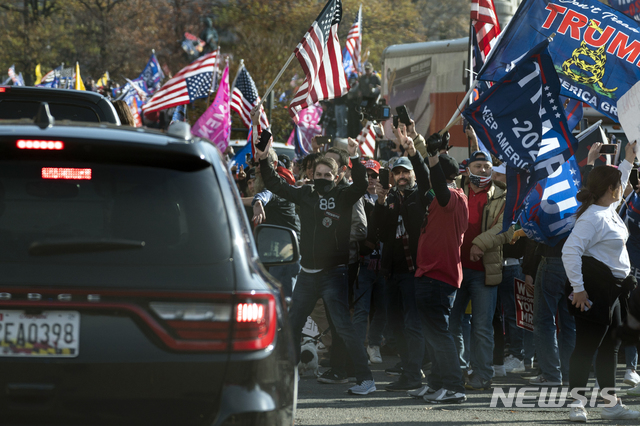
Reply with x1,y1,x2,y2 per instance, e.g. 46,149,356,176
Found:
362,159,381,174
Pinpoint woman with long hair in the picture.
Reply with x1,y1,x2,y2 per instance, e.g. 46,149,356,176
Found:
563,141,638,422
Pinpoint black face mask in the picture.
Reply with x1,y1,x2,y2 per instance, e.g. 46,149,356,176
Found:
314,178,335,195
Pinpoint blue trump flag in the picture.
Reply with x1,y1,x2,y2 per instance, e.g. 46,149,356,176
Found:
463,41,579,183
478,0,640,122
135,52,164,95
561,96,583,131
518,156,581,246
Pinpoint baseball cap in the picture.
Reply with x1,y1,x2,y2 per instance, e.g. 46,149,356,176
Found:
364,62,373,70
468,150,491,165
391,157,413,171
438,154,460,181
363,159,381,174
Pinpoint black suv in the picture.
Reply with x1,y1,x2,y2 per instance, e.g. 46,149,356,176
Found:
0,115,297,425
0,86,120,124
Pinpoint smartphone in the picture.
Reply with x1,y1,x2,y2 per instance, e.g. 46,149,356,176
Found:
379,169,390,189
245,153,252,165
396,105,411,126
599,144,617,155
568,292,593,311
315,136,332,146
256,129,271,152
631,167,639,189
392,115,399,129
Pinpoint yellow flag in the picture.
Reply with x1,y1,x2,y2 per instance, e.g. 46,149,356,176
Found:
74,62,86,91
96,71,109,88
34,64,42,85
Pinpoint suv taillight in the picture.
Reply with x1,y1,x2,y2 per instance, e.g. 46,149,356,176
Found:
233,292,277,351
149,293,276,352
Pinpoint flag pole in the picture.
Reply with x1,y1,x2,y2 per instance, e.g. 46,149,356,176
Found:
207,50,222,108
257,52,296,108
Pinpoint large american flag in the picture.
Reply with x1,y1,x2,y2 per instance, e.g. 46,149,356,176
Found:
230,64,270,130
143,51,218,115
471,0,501,72
289,0,349,123
356,121,376,158
345,4,362,73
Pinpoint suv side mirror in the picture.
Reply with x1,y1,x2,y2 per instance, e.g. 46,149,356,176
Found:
254,224,300,266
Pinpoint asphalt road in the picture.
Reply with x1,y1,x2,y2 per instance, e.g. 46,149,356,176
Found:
295,354,640,425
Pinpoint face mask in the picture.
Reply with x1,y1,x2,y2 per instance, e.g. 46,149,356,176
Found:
468,171,492,188
314,178,335,195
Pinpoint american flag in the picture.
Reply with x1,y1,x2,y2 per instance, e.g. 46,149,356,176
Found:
345,5,362,73
230,64,270,130
471,0,501,73
356,121,376,158
143,51,217,115
289,0,349,123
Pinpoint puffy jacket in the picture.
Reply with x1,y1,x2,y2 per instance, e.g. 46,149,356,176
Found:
462,180,514,285
260,157,367,270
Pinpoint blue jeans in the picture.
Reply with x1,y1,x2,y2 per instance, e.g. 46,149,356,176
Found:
385,272,425,382
533,256,576,383
354,266,386,347
450,268,498,382
289,266,372,382
415,277,465,393
498,263,525,359
269,261,300,299
626,345,638,369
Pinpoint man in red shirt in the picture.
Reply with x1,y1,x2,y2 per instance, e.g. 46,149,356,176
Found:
449,151,512,391
397,128,469,404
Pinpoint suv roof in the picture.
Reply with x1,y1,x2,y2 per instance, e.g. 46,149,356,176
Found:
0,86,120,124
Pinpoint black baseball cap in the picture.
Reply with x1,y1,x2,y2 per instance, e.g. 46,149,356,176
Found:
439,154,460,181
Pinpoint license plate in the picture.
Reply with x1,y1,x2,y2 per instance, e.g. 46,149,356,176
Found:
0,310,80,357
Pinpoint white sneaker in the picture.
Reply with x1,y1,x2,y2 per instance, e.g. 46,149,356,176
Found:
492,365,506,377
529,375,562,386
625,368,640,386
407,385,437,399
628,382,640,396
504,355,526,373
601,398,640,420
348,379,376,395
569,401,587,422
367,345,383,364
423,388,466,404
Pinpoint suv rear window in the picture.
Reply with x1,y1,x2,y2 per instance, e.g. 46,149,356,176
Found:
0,100,100,122
0,161,233,290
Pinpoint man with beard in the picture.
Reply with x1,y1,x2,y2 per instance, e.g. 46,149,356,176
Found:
256,135,376,395
448,151,513,391
373,156,428,392
252,147,301,298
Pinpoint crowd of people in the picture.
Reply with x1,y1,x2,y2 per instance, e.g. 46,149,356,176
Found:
228,103,640,421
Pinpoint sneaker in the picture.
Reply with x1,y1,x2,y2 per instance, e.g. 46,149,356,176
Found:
569,401,588,422
348,379,376,395
601,398,640,420
385,362,403,376
465,374,492,390
628,382,640,396
504,355,526,373
385,376,422,392
529,375,562,386
367,345,383,364
317,369,348,384
625,369,640,386
424,388,467,404
492,365,506,377
407,385,437,399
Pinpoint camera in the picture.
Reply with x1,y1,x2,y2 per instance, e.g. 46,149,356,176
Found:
358,96,391,122
426,131,451,156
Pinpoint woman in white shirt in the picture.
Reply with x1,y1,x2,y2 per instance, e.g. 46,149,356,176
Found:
562,141,637,422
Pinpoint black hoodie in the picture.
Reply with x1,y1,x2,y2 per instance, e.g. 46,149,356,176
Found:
260,157,368,270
